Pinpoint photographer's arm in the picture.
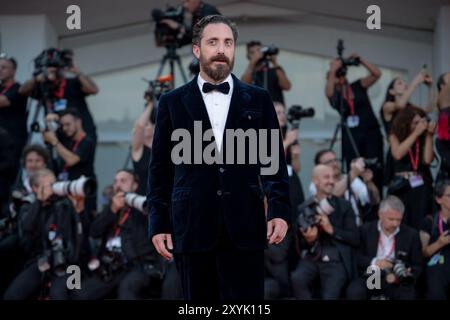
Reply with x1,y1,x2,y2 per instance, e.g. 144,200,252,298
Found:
272,57,291,90
72,67,99,95
330,202,359,247
360,58,381,89
131,102,153,161
241,63,255,84
423,123,435,165
90,205,117,238
0,95,10,108
19,78,37,96
389,129,422,161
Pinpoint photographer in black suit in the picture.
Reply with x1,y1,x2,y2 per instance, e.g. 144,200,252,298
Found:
291,165,359,299
347,195,422,300
148,15,290,300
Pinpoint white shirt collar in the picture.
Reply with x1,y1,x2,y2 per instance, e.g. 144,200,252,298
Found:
377,220,400,239
197,73,233,95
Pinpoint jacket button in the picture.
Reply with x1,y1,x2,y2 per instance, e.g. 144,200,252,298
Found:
219,168,225,173
248,115,252,120
217,190,222,196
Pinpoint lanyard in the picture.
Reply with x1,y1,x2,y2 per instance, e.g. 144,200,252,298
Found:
63,133,85,172
54,78,67,100
114,209,131,237
0,82,15,95
408,139,420,172
341,81,355,115
438,213,447,236
378,234,396,259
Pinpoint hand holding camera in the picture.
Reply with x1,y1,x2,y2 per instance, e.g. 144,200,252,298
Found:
427,121,436,135
375,258,393,270
301,225,319,244
413,118,429,136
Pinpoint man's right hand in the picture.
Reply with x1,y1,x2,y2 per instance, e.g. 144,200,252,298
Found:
375,259,393,270
249,50,263,68
437,230,450,247
111,192,126,214
329,59,342,73
152,233,173,260
301,226,319,244
284,129,299,146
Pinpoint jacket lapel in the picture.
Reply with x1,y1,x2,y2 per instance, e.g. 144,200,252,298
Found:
181,75,212,132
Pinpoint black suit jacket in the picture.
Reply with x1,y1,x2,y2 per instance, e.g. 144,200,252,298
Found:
147,74,290,253
356,220,422,280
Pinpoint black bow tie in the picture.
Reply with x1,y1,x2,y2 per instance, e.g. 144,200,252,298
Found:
202,82,230,94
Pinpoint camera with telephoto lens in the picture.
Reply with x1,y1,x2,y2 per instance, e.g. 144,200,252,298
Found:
30,120,59,133
296,196,335,231
33,48,73,77
52,176,97,198
261,45,279,58
335,39,360,77
387,251,414,285
363,157,381,171
287,105,315,129
124,193,148,212
151,6,185,48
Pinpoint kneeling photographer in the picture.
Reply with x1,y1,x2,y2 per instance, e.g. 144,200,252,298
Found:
291,165,359,300
72,169,162,300
347,196,422,300
3,168,83,300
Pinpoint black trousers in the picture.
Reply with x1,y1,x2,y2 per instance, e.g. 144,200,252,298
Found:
161,260,183,300
346,277,416,300
264,232,291,299
426,262,450,300
291,259,348,300
71,268,153,300
174,225,264,301
3,263,69,300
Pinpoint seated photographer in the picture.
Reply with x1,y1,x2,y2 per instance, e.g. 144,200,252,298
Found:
241,41,291,104
0,54,28,188
19,48,99,143
72,169,161,300
326,52,383,192
158,0,221,47
347,196,422,300
4,168,82,300
420,180,450,299
310,150,380,225
42,108,97,213
131,99,154,196
291,165,359,300
388,106,434,230
436,72,450,181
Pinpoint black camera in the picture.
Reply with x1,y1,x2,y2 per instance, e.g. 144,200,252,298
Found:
364,157,381,170
33,48,73,77
261,45,279,58
151,6,185,48
30,120,59,133
287,105,315,129
297,197,335,231
144,75,173,102
389,251,414,285
335,39,360,77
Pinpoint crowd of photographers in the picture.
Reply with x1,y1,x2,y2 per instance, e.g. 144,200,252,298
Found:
1,0,450,300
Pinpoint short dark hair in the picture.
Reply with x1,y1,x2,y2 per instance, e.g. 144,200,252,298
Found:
22,144,51,167
0,54,17,70
435,179,450,198
314,149,335,165
192,15,238,46
246,40,262,50
116,168,140,185
60,108,81,120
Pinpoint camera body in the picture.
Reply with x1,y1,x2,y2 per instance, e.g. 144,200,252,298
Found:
151,6,185,48
30,120,59,133
297,197,335,231
287,105,315,129
124,192,147,212
335,39,360,77
386,251,414,285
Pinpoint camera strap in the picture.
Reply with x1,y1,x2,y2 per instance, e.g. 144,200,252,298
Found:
0,82,15,95
63,133,85,172
408,139,420,172
114,208,131,237
53,78,67,100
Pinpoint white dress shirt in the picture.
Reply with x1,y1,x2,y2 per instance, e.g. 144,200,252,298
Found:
371,221,400,266
197,74,233,151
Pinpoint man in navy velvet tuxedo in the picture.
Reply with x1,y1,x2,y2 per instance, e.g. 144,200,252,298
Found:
147,15,290,300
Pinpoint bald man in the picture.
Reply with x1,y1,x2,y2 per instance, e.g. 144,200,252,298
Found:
291,164,359,300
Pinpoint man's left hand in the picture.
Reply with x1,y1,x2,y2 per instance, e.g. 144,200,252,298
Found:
267,218,288,244
43,130,58,146
318,213,334,235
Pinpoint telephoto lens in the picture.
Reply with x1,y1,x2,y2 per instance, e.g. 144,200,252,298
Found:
124,193,148,212
52,176,97,197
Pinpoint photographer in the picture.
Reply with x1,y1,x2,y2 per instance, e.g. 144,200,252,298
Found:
3,168,82,300
388,106,434,230
19,48,99,143
0,54,28,203
158,0,221,47
436,72,450,181
420,180,450,299
72,169,161,299
325,53,384,192
291,165,359,299
131,100,154,196
241,41,291,104
347,196,422,300
311,150,380,224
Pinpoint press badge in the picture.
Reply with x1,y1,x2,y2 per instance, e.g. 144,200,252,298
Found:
106,236,122,252
409,175,424,188
54,99,67,112
346,115,360,128
428,253,444,266
48,230,56,242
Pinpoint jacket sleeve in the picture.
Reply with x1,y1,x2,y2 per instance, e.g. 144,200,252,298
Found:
147,93,175,238
259,90,291,225
332,199,359,248
409,229,423,281
90,205,117,238
356,225,373,273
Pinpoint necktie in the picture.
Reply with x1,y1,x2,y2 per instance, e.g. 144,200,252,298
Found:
202,81,230,94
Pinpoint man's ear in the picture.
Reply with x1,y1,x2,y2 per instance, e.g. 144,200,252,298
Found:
193,45,200,60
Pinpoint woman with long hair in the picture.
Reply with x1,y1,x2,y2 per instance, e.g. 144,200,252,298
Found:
388,106,435,229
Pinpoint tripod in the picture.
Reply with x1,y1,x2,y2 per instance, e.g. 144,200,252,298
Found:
155,45,188,88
